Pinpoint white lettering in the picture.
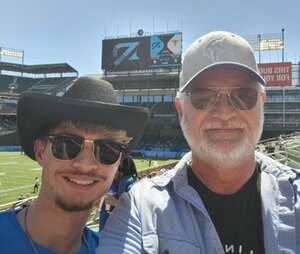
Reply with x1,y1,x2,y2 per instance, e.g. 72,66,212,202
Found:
238,245,243,253
259,67,273,74
262,75,275,82
274,66,290,74
224,244,255,254
276,74,290,81
224,244,234,253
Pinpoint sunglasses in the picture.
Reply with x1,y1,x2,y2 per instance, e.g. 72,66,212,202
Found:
45,134,127,165
185,86,259,111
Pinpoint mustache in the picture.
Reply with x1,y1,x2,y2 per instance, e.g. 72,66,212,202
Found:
202,121,247,130
58,170,107,180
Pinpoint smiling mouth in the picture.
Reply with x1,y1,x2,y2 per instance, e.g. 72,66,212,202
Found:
208,128,242,131
205,128,243,133
63,176,98,186
204,128,244,141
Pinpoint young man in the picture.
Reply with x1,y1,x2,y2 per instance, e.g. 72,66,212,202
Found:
97,32,300,253
0,76,149,253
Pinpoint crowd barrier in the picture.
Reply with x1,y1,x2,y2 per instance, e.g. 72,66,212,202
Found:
0,146,21,152
133,149,189,159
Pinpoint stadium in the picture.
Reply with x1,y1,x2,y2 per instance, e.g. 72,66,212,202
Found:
0,30,300,225
1,31,300,154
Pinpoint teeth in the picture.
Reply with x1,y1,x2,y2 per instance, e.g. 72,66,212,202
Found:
67,178,94,185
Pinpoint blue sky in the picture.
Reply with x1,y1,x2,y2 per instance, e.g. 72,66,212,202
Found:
0,0,299,75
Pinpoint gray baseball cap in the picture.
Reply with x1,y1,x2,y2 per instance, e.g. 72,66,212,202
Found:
180,31,266,92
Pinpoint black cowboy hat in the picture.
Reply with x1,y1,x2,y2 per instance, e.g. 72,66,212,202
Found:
17,76,150,160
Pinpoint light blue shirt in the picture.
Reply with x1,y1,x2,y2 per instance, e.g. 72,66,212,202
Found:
97,152,300,253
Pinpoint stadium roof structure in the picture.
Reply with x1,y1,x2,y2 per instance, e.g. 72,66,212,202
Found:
0,62,78,75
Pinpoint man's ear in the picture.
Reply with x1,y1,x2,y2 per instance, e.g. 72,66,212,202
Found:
260,90,267,104
175,96,183,122
34,139,45,164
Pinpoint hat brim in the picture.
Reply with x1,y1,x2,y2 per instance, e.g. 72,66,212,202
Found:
17,93,150,160
180,62,266,92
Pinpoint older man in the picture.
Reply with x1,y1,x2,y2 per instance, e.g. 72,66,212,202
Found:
0,76,149,253
97,31,300,253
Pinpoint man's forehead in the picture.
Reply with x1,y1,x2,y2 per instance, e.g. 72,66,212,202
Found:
50,123,116,139
46,121,131,145
190,67,258,89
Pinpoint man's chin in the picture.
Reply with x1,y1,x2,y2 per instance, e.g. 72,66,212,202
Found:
55,197,95,212
196,140,255,168
206,141,241,152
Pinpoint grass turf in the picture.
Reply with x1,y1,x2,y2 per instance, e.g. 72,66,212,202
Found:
0,152,175,206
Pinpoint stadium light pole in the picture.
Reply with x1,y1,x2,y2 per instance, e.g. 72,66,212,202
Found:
21,50,25,77
281,28,285,62
258,34,261,64
153,16,155,33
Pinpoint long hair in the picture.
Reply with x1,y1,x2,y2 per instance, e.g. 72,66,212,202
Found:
119,156,137,180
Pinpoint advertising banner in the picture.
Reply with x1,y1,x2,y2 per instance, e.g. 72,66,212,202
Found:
258,62,292,86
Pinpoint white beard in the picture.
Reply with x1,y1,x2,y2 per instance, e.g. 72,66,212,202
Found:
181,108,264,170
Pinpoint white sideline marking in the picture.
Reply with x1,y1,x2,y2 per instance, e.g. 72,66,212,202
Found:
0,172,5,176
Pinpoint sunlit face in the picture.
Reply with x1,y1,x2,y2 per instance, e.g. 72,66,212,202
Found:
34,124,123,212
177,68,266,169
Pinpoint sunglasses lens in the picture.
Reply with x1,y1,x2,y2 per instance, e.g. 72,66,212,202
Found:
190,88,216,110
189,87,258,110
231,87,258,110
51,135,83,160
94,140,123,165
48,135,124,165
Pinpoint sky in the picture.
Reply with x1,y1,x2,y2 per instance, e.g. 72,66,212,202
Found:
0,0,299,75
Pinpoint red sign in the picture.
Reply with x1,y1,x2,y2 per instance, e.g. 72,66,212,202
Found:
258,62,292,86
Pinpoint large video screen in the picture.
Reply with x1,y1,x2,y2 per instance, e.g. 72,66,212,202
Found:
102,33,182,72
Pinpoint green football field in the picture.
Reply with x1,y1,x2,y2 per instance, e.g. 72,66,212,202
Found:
0,152,174,206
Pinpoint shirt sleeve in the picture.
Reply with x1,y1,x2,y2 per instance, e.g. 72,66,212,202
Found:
96,190,143,254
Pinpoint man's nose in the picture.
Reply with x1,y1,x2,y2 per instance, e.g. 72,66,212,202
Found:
72,141,99,171
210,94,237,120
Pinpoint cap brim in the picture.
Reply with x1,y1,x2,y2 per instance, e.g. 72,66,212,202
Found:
17,93,150,160
180,62,266,92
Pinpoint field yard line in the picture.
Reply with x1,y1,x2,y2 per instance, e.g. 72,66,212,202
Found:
0,184,33,194
29,167,41,171
0,156,22,159
0,162,18,165
4,175,37,180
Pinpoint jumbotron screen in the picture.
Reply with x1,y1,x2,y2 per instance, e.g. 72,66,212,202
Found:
102,32,182,72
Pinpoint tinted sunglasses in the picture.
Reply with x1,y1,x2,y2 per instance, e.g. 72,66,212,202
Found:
45,134,127,165
185,86,259,111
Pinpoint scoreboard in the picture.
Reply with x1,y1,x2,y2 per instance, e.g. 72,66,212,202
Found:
102,32,182,72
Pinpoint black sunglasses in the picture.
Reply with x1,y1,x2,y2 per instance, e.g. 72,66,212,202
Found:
185,86,259,111
45,134,127,165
